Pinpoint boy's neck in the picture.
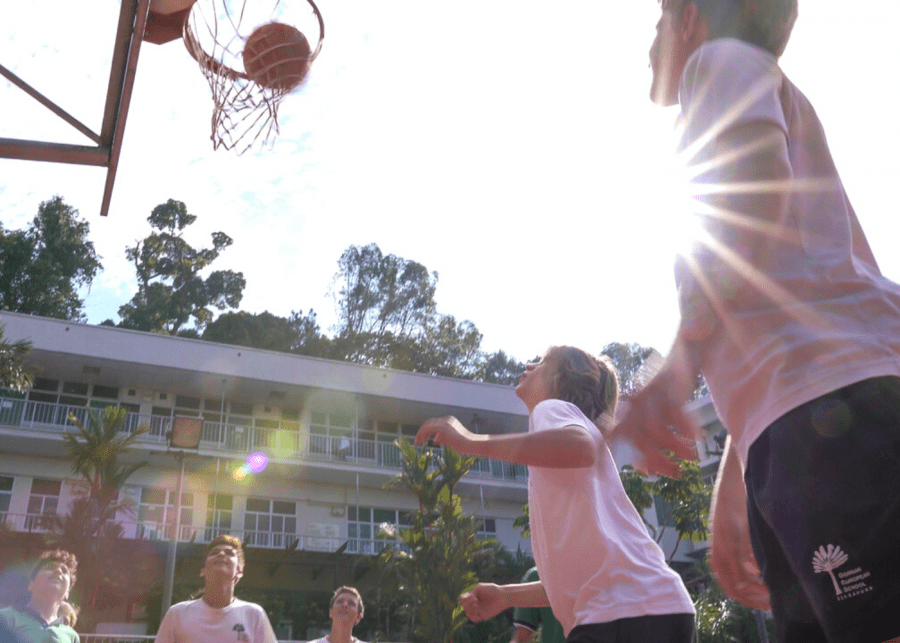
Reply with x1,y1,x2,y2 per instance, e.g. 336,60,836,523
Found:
327,621,357,643
202,582,236,609
27,595,62,624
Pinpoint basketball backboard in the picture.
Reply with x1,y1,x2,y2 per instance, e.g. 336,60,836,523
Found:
0,0,195,217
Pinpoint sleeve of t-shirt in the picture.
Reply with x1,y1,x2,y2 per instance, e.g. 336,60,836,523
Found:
250,604,278,643
530,400,589,436
154,608,177,643
678,40,787,156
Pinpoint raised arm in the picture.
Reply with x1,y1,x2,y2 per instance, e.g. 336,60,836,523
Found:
415,416,595,468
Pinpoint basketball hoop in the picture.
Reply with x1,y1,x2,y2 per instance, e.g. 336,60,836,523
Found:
183,0,324,153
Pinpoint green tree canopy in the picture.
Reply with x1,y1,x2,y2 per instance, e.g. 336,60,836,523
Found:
331,243,496,378
0,196,102,320
118,199,245,335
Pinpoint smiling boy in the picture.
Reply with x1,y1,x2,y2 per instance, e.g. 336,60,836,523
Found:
154,535,277,643
0,549,79,643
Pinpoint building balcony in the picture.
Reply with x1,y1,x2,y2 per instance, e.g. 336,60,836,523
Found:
0,396,528,485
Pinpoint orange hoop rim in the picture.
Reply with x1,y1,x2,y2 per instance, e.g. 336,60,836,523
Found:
183,0,325,84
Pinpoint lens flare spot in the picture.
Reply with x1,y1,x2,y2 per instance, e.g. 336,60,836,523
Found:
247,452,269,473
233,466,248,481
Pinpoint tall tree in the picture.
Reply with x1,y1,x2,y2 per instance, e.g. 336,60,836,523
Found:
0,322,33,391
118,199,245,335
0,196,102,320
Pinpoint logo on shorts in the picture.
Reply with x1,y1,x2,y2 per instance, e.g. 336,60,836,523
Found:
812,544,874,601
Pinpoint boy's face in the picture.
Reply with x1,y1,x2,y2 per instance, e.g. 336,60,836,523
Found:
649,2,701,106
330,591,363,626
200,544,243,586
516,358,555,410
28,561,72,603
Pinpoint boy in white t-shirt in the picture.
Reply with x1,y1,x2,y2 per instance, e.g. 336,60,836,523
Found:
306,586,367,643
154,535,277,643
415,346,695,643
615,1,900,642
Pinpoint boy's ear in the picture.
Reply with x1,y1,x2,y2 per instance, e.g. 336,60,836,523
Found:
679,2,707,46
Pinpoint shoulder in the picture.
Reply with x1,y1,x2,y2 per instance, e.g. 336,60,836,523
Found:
232,599,266,614
679,39,786,151
51,622,80,642
532,399,589,430
520,566,540,583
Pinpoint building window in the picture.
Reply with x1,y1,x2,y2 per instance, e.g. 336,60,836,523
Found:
92,385,120,400
0,476,12,522
205,494,233,542
137,488,194,541
310,411,354,458
477,518,497,539
26,478,60,531
244,498,297,548
347,506,413,555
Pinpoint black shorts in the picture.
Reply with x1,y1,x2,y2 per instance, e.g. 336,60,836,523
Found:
565,613,695,643
745,376,900,643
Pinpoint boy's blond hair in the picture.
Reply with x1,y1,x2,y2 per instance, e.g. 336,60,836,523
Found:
662,0,798,56
544,346,619,425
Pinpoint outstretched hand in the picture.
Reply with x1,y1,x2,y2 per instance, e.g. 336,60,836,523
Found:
612,370,700,478
459,583,506,622
415,416,478,454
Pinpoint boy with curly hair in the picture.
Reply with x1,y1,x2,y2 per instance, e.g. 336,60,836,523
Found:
416,346,695,643
0,549,79,643
616,0,900,641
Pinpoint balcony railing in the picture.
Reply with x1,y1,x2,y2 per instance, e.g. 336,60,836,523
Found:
0,396,527,482
1,511,397,554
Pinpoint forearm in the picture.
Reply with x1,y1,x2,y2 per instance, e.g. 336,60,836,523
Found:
497,581,550,609
463,428,595,468
710,436,748,538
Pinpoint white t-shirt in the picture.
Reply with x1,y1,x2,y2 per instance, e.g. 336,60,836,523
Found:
306,637,366,643
676,38,900,465
527,399,694,635
154,597,278,643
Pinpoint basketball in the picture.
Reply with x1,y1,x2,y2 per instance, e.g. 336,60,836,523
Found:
242,22,311,90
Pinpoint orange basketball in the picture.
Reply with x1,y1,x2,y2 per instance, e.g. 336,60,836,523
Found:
242,22,311,90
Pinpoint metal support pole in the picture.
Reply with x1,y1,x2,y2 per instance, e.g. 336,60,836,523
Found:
161,451,186,615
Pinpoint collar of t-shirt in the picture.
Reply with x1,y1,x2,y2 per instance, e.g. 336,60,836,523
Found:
21,605,64,628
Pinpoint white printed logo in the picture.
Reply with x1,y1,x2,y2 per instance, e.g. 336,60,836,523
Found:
812,544,874,601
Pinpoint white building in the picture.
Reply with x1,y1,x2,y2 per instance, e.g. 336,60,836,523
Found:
0,311,531,636
0,311,724,637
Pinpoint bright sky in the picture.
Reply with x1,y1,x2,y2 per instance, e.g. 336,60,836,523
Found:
2,1,899,364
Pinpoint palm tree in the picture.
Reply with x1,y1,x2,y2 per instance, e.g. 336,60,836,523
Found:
813,544,849,596
63,405,148,509
377,440,492,643
55,405,148,627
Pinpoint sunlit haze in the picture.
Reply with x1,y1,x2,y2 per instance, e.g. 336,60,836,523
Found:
1,1,898,363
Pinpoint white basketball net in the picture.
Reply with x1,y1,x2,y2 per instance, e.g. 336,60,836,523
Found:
184,0,324,153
